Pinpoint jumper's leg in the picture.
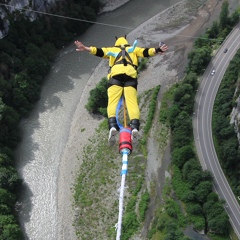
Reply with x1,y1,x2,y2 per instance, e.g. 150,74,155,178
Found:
129,119,140,143
108,117,119,146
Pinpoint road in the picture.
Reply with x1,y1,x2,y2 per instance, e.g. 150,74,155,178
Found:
193,22,240,238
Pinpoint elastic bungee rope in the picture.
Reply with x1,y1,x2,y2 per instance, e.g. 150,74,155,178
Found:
115,95,131,240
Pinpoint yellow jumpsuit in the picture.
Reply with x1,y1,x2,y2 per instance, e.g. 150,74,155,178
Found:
89,37,157,124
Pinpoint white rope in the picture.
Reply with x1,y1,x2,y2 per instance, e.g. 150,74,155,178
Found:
116,149,129,240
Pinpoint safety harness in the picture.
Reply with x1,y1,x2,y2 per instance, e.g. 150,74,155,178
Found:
113,45,138,70
106,40,138,88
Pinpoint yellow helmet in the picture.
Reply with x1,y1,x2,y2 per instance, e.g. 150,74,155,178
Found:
114,36,129,47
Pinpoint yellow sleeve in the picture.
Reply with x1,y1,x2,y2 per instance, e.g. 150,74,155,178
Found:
134,47,156,57
89,46,114,59
89,46,98,55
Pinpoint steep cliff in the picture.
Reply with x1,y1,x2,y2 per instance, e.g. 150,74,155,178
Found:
0,0,130,38
0,0,64,38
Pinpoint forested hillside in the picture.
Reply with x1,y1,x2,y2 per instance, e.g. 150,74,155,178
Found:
0,1,102,238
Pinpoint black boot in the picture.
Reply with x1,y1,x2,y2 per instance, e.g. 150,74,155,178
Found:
108,117,119,131
129,119,140,130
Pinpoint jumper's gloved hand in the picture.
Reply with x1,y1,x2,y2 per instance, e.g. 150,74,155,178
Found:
155,42,168,54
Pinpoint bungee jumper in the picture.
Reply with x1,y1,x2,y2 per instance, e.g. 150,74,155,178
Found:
74,36,168,145
75,36,168,239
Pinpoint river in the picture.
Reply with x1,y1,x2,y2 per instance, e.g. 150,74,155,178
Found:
15,0,188,239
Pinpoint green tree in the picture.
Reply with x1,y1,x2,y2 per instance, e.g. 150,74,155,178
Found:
121,212,139,240
172,111,191,132
221,138,239,168
219,1,229,29
205,201,225,220
0,188,16,207
138,191,150,221
12,88,29,115
181,190,197,202
12,72,40,115
85,77,108,115
182,159,201,180
0,166,22,191
0,105,20,148
167,104,180,129
207,21,219,39
164,222,185,240
0,215,23,240
0,53,12,79
182,72,198,91
166,199,178,218
172,145,195,169
186,203,202,215
0,204,11,215
0,148,13,166
186,169,203,189
24,56,50,83
187,46,211,75
172,128,191,148
201,170,212,182
1,223,23,240
173,84,193,103
207,192,219,202
195,181,212,203
194,33,211,48
229,10,239,26
41,42,57,61
0,97,4,122
208,213,229,234
164,229,184,240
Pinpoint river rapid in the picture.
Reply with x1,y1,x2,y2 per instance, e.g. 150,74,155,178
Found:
15,0,191,239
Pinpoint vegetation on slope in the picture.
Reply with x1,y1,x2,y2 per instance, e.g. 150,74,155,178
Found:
149,2,240,239
212,49,240,197
77,1,240,239
74,86,160,239
0,1,103,238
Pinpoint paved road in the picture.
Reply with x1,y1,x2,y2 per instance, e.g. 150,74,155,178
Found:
193,22,240,238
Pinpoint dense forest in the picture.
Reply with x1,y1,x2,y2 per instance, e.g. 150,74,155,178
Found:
212,50,240,196
0,0,103,239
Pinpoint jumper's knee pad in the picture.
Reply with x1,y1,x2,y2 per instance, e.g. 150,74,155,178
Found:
108,117,120,131
129,119,140,130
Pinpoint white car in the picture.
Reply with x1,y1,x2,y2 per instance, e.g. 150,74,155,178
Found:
211,70,215,76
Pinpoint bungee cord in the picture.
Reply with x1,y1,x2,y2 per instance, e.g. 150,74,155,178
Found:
116,148,130,240
115,96,132,239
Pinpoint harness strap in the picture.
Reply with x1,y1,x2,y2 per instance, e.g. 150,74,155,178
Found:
113,46,137,69
121,47,127,66
108,76,138,89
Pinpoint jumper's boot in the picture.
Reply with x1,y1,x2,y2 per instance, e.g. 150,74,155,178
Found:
129,119,140,143
108,117,119,146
